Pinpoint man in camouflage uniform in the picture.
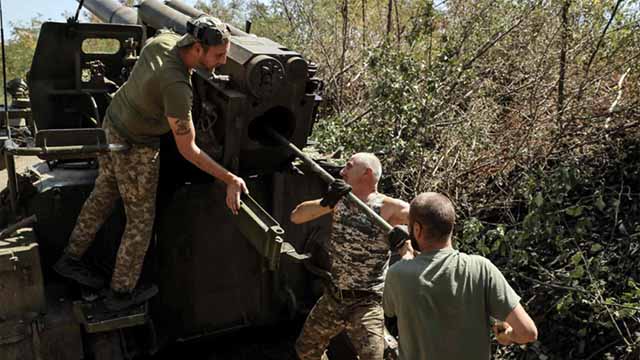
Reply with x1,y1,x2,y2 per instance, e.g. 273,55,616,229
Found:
290,153,413,359
54,16,248,311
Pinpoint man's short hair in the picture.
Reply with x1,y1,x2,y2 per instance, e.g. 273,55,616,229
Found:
410,192,455,243
353,153,382,183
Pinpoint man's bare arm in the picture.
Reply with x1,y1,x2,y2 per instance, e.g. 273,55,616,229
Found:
494,304,538,345
381,196,415,258
382,197,410,226
290,199,333,224
167,116,247,214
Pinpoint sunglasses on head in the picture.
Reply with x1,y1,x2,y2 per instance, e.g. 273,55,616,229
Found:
186,20,227,46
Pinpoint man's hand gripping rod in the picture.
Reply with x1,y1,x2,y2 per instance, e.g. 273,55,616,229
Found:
265,128,393,233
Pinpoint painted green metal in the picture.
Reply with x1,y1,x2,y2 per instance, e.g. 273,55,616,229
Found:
233,193,309,271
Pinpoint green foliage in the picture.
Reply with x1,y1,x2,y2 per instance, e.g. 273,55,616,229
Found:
0,18,41,101
195,0,252,29
461,137,640,358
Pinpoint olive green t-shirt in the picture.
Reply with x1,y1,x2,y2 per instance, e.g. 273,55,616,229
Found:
107,31,192,147
383,249,521,360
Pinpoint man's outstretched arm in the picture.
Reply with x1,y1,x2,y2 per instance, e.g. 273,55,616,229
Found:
383,197,416,258
290,179,351,224
167,116,247,214
494,304,538,345
383,196,410,226
290,199,333,224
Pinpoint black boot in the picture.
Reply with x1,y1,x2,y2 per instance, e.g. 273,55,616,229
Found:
53,253,105,289
104,284,159,312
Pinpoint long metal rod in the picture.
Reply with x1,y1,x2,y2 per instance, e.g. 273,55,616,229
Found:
265,128,392,233
0,0,9,135
3,150,17,217
4,143,127,156
0,0,17,218
73,0,86,23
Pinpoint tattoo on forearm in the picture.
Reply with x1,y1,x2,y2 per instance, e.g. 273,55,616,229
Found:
175,118,191,135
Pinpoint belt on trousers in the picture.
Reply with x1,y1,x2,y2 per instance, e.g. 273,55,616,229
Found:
332,288,377,301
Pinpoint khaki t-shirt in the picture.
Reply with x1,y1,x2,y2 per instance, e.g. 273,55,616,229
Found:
107,31,192,147
383,249,521,360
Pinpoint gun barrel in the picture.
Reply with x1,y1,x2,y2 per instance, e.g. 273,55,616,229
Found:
76,0,137,24
164,0,206,19
164,0,248,36
138,0,190,34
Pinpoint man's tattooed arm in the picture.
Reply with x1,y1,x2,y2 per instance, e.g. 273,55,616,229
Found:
167,115,247,213
168,115,218,178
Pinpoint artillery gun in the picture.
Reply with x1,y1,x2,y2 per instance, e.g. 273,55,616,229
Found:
0,0,371,358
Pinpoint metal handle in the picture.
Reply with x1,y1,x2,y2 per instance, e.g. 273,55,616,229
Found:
265,127,393,233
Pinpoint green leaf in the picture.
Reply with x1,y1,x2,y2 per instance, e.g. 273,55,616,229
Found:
491,237,502,251
571,252,582,265
571,265,585,279
612,199,621,209
590,243,603,252
534,192,544,207
595,195,606,211
566,206,583,217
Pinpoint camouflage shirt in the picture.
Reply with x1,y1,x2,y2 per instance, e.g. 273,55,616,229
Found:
328,194,389,294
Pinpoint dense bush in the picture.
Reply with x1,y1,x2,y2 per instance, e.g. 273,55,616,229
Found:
460,138,640,359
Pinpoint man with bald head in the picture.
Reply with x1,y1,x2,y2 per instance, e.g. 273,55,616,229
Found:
383,192,538,359
291,152,412,359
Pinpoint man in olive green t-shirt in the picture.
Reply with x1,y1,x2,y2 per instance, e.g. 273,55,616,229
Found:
383,192,538,359
54,16,247,311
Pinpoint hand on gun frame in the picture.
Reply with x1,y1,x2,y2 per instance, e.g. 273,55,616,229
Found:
225,175,249,215
493,321,514,345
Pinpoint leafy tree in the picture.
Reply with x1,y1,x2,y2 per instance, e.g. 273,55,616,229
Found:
0,18,41,101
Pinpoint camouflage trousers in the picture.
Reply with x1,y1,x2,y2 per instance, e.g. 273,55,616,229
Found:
295,292,385,360
66,118,159,292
